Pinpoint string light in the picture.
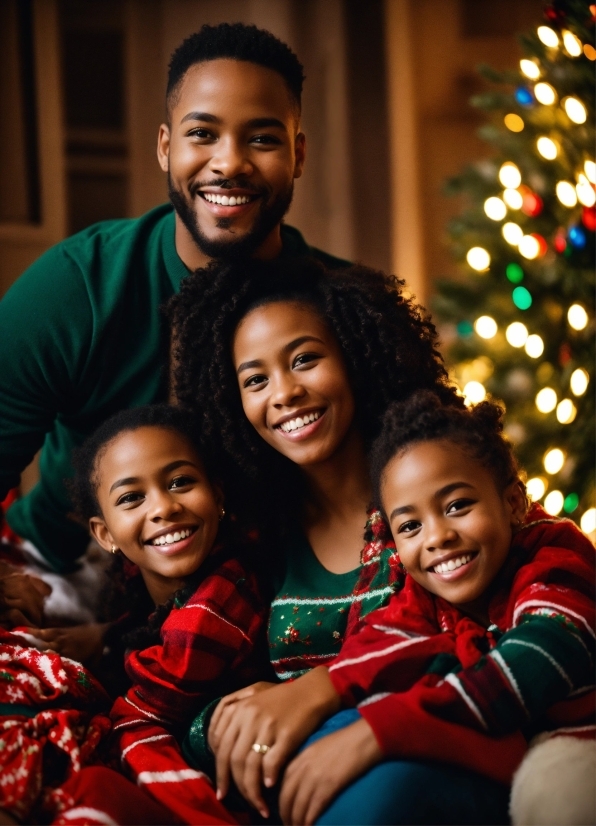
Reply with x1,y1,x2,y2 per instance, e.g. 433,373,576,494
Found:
466,247,490,271
503,188,523,209
506,262,524,283
474,316,498,338
525,334,544,358
562,30,582,57
544,490,564,515
576,175,596,207
520,59,541,78
543,448,565,474
519,235,540,259
536,137,558,159
563,493,579,513
584,161,596,184
499,162,522,188
526,477,546,501
502,222,523,245
506,322,528,347
563,97,587,124
580,508,596,535
504,114,524,132
536,387,557,413
584,44,596,60
512,286,532,310
484,197,507,220
570,368,589,396
463,381,486,404
568,304,588,330
534,82,557,105
537,26,559,47
556,181,578,207
556,399,577,424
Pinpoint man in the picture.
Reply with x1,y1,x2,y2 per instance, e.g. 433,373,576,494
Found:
0,23,347,571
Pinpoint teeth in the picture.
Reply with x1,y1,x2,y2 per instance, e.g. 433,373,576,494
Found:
203,193,251,205
432,554,473,574
151,529,192,546
278,411,321,433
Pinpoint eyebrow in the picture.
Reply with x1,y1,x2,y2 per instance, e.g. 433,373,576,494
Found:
388,481,475,522
236,336,325,375
180,112,287,131
109,460,201,494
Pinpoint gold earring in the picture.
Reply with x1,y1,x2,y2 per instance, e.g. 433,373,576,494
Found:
110,544,119,554
219,507,226,522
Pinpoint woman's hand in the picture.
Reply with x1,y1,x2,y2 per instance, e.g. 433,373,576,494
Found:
24,622,110,667
208,681,278,746
279,716,383,825
209,667,341,818
0,571,51,628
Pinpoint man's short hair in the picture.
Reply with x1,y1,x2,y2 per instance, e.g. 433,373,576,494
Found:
166,22,305,115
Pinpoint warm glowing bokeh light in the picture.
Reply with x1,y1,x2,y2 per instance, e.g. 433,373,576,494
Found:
466,247,491,271
520,59,541,78
544,490,564,515
537,26,559,47
568,304,588,330
506,322,528,347
570,368,589,396
534,82,557,105
504,113,525,132
502,222,524,245
503,189,523,209
556,181,578,207
576,176,596,207
563,97,587,124
474,316,498,339
499,162,522,189
562,30,582,57
585,160,596,184
526,477,546,501
536,387,557,413
580,508,596,535
536,137,558,160
463,381,486,405
484,197,507,221
556,399,577,424
525,334,544,358
519,235,540,259
543,448,565,475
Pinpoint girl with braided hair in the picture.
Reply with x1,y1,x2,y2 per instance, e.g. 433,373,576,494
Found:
168,257,462,815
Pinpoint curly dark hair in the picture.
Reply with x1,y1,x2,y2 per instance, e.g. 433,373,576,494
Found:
168,257,461,536
166,23,305,116
370,390,527,516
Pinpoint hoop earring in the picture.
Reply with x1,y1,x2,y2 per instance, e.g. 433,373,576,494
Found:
110,544,119,554
219,507,226,522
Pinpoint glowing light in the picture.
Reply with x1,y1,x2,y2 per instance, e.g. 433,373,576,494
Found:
536,387,557,413
544,448,565,475
544,490,564,515
570,368,589,396
563,493,579,513
504,113,524,132
584,44,596,60
534,82,557,105
556,181,578,207
556,398,577,424
484,197,507,221
506,322,528,347
536,137,558,160
525,334,544,358
568,304,588,330
520,59,541,78
503,188,523,209
499,162,522,189
576,175,596,207
474,316,498,339
512,286,533,310
562,30,582,57
526,477,546,501
585,161,596,185
463,381,486,405
537,26,559,47
466,247,490,271
563,97,587,124
506,262,524,283
519,235,540,259
580,508,596,535
502,222,523,245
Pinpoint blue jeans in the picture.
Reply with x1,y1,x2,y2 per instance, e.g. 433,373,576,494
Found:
303,709,510,825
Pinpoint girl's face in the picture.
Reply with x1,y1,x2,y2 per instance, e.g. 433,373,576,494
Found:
232,301,357,469
381,439,526,617
90,426,222,605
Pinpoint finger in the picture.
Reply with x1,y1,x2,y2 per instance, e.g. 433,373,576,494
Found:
209,695,240,741
279,761,300,824
261,738,290,789
213,714,240,801
235,743,269,818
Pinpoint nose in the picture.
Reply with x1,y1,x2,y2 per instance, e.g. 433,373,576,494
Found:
424,517,458,552
208,135,253,180
270,372,306,408
148,489,183,521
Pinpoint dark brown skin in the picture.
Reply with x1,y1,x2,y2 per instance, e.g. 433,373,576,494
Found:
0,563,51,629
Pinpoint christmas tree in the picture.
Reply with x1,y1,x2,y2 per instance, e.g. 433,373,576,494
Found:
434,0,595,535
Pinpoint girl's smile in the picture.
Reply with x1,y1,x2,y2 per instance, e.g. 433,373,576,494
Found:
90,426,222,604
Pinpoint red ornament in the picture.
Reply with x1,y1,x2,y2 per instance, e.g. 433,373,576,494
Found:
544,5,566,25
531,233,548,256
582,206,596,231
519,185,543,217
554,228,567,253
558,342,572,366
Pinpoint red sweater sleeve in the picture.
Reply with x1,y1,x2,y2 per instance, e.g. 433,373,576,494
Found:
110,557,266,823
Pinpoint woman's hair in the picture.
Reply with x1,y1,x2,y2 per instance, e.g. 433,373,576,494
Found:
168,257,461,535
370,390,526,515
68,403,206,523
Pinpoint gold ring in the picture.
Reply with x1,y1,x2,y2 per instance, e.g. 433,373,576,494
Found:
251,743,270,755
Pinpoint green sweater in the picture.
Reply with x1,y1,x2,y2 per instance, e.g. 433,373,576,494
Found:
0,205,347,571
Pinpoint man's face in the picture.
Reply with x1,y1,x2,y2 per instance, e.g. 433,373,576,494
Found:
158,59,305,264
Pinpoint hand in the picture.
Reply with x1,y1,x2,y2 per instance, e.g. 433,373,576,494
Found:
24,622,110,666
209,667,340,818
0,571,51,628
208,681,278,750
279,717,383,825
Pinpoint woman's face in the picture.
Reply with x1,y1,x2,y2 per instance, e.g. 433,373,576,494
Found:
232,301,357,469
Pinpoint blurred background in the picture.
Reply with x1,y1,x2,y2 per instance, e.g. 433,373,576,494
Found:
0,0,545,303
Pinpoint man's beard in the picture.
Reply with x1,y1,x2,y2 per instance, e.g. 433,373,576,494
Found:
168,173,294,262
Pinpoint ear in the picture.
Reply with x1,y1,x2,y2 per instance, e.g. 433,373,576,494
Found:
89,517,115,553
505,479,528,527
293,132,306,179
157,123,171,173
